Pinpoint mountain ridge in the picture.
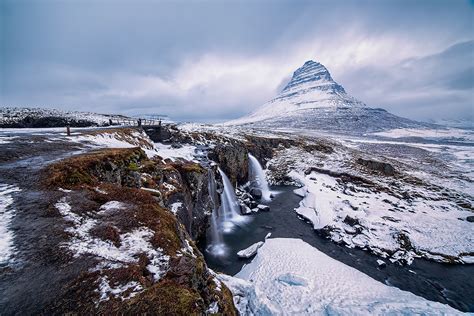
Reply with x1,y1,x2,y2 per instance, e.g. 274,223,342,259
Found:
225,60,428,134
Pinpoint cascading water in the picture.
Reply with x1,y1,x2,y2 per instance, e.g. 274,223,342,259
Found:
207,171,224,254
248,153,272,201
207,167,248,256
218,168,243,221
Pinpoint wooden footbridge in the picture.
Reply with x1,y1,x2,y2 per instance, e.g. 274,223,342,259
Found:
65,117,167,136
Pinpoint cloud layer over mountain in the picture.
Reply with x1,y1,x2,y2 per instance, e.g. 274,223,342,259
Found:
1,0,472,122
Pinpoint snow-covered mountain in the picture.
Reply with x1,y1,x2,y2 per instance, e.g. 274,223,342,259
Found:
226,60,428,133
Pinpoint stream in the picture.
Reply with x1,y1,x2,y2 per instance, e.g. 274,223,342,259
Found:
200,185,474,312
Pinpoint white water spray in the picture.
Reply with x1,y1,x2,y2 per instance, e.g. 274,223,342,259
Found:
207,172,224,249
218,168,241,219
218,168,247,229
248,153,272,201
207,168,248,257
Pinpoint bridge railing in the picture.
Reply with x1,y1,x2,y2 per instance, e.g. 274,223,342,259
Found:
108,118,163,127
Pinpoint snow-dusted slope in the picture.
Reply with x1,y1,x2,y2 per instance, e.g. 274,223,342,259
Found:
226,60,427,133
0,107,132,127
220,238,462,315
231,61,364,124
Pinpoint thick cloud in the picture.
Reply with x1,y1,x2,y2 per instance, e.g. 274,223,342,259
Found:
1,0,473,122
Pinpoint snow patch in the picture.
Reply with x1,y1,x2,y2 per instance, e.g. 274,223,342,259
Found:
237,241,264,259
98,201,127,214
71,130,159,158
55,197,169,281
0,184,21,265
170,202,183,215
373,128,474,142
97,276,143,302
154,142,197,161
222,238,461,315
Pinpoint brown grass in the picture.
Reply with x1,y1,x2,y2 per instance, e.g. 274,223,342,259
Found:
44,147,146,188
43,146,236,314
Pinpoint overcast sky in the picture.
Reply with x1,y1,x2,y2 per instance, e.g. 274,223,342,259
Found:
1,0,473,122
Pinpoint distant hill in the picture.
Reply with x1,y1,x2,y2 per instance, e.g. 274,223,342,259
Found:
0,107,133,128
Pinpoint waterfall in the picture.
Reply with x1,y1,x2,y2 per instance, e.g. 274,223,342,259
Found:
218,168,242,221
207,171,223,248
206,167,247,257
248,153,272,201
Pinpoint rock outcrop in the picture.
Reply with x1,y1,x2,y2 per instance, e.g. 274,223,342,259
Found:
356,158,396,176
209,141,249,185
42,147,236,314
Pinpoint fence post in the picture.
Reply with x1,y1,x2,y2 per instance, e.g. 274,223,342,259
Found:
66,125,71,136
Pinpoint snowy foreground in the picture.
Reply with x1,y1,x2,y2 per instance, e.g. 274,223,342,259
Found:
220,238,462,315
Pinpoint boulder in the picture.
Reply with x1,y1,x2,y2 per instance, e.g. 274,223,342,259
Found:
356,158,395,176
241,192,253,200
466,216,474,223
257,204,270,212
240,203,252,215
243,198,252,206
376,259,386,268
250,188,263,199
343,215,359,226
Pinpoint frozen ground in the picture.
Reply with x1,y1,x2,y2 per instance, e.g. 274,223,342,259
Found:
180,123,473,265
268,136,473,264
0,126,200,162
1,120,473,312
372,127,474,142
220,238,461,315
290,170,473,264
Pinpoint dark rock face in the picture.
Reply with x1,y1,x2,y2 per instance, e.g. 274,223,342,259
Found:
143,124,174,143
170,163,217,240
356,158,395,176
245,134,333,164
343,215,360,227
209,142,249,185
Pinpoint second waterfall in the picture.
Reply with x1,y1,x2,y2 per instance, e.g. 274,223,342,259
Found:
248,153,272,201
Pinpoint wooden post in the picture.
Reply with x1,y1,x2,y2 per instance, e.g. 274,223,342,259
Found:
66,125,71,136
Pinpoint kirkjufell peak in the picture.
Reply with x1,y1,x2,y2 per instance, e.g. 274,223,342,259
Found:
225,60,427,133
278,60,349,100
